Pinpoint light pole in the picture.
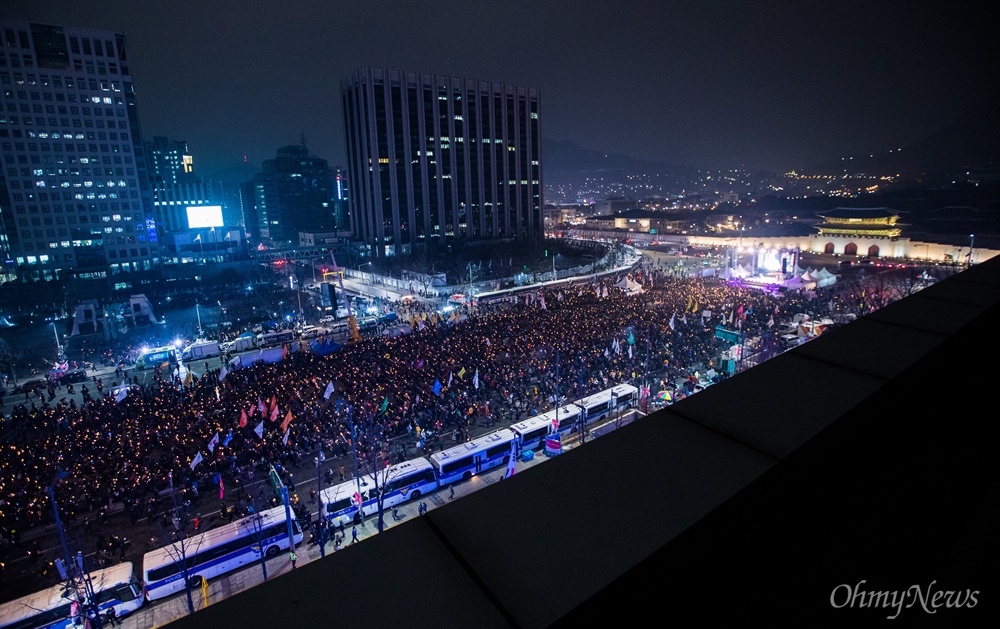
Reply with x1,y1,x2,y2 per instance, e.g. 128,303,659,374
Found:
52,322,63,358
315,450,326,558
360,262,373,285
968,234,975,268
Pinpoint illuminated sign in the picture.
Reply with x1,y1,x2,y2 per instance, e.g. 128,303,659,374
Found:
186,205,224,229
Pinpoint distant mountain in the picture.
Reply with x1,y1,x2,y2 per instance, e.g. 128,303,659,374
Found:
806,96,1000,178
542,138,700,179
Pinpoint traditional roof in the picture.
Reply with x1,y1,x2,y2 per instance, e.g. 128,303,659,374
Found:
815,207,898,219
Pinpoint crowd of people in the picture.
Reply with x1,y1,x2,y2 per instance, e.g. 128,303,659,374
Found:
0,264,839,573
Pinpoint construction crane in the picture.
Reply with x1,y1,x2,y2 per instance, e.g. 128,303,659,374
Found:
329,254,361,343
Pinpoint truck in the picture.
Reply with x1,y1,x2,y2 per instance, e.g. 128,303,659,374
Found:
221,336,257,353
181,340,221,361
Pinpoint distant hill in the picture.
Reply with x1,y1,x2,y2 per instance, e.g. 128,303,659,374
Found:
805,96,1000,179
542,138,701,179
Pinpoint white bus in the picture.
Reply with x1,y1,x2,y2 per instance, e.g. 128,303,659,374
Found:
256,330,295,348
321,457,438,527
0,562,143,629
574,384,640,424
535,404,584,439
510,404,582,452
429,429,517,486
142,506,302,601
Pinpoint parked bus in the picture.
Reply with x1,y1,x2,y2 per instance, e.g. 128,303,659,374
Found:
429,429,517,486
573,383,639,424
133,345,178,371
256,330,295,348
142,506,302,601
0,562,144,629
320,457,438,526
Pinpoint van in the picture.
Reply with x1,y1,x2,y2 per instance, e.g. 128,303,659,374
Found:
182,340,221,361
298,326,322,340
222,336,257,353
781,334,803,349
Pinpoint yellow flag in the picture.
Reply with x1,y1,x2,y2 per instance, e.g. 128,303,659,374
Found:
458,367,466,379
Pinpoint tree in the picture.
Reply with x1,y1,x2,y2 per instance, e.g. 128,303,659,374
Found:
154,473,205,615
0,337,23,386
237,500,274,584
350,406,402,534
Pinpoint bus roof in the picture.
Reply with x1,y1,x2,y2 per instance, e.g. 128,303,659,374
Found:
321,457,434,506
0,562,135,626
142,506,287,572
510,414,553,435
576,384,638,409
141,345,176,354
429,429,516,464
533,404,582,424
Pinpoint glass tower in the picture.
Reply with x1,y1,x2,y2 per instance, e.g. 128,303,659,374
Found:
341,67,542,258
0,19,158,281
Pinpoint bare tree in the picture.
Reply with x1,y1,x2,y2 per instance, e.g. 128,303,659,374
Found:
151,474,206,615
237,500,280,583
0,337,22,387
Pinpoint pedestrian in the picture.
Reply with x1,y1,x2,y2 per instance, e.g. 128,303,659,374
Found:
449,486,455,500
351,525,358,544
105,607,121,626
339,466,345,482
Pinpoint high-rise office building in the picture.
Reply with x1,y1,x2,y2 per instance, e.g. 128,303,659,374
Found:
341,67,542,258
248,144,335,245
145,135,194,187
0,19,158,282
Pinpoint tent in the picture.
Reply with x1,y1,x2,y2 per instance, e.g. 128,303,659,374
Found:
614,277,644,295
783,275,808,290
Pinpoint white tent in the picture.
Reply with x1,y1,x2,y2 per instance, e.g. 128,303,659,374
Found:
614,276,644,295
783,275,808,290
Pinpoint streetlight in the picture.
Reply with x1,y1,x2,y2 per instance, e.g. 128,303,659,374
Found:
52,322,63,358
968,234,975,268
360,261,373,284
314,450,326,558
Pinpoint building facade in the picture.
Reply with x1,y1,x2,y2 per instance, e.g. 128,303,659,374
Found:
0,20,158,282
341,67,542,259
145,135,193,187
249,144,335,245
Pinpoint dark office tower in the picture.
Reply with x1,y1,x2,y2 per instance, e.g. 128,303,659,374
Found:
0,19,158,282
341,67,542,259
331,166,349,231
250,144,334,245
145,135,194,187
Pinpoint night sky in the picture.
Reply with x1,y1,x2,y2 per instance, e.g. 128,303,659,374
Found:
5,0,995,177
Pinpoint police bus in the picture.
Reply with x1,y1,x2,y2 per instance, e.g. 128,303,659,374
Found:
142,506,302,601
510,404,582,452
429,429,517,486
133,345,178,371
573,383,639,424
320,457,438,526
0,562,144,629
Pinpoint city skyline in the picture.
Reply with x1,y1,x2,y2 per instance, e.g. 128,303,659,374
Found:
4,0,995,179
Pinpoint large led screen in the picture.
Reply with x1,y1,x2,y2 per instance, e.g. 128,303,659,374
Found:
186,205,224,229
